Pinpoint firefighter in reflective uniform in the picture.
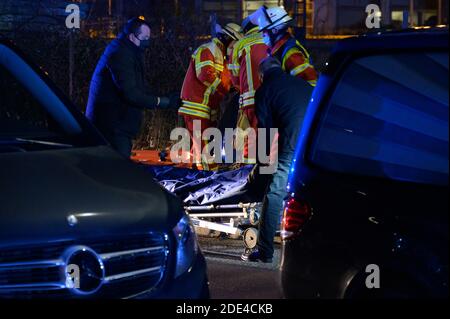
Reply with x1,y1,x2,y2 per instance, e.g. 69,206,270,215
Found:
229,14,270,163
179,23,242,170
255,6,318,87
227,39,240,91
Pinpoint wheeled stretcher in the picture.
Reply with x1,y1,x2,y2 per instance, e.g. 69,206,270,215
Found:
146,165,263,251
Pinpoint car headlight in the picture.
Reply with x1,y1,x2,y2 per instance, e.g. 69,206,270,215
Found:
173,214,198,278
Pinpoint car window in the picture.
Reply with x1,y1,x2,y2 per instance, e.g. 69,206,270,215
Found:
0,64,61,136
0,43,101,151
310,51,449,185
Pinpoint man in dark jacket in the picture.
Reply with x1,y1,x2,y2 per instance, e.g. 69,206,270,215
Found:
86,17,172,158
242,57,313,263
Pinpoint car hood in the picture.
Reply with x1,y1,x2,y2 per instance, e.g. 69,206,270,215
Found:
0,146,183,246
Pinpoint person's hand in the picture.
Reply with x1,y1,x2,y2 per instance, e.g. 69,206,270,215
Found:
158,97,170,108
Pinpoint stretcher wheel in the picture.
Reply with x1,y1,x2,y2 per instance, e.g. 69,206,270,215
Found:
243,227,258,249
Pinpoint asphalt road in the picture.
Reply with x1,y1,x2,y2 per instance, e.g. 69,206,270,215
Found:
198,236,283,299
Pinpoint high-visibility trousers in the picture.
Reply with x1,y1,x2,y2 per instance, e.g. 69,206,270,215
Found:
236,106,258,164
182,115,219,171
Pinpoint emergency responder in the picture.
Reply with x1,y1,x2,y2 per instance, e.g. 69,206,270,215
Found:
241,57,313,263
179,23,241,170
255,6,318,87
86,17,174,158
229,13,270,163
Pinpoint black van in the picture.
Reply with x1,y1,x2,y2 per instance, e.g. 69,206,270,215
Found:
0,38,208,299
281,28,448,298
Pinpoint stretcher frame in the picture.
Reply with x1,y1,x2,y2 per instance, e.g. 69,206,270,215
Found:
185,202,262,249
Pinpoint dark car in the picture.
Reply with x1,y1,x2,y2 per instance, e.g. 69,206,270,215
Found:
0,38,208,299
281,28,448,298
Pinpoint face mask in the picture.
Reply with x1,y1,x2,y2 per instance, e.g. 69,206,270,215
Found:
139,39,150,49
262,33,272,48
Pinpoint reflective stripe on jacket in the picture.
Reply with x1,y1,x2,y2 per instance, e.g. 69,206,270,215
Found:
229,27,269,109
271,34,318,87
180,38,231,119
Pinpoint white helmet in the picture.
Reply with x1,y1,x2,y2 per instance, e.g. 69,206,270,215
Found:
241,10,260,32
256,6,293,31
221,22,243,41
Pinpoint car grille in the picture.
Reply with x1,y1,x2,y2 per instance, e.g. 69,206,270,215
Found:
0,233,169,298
